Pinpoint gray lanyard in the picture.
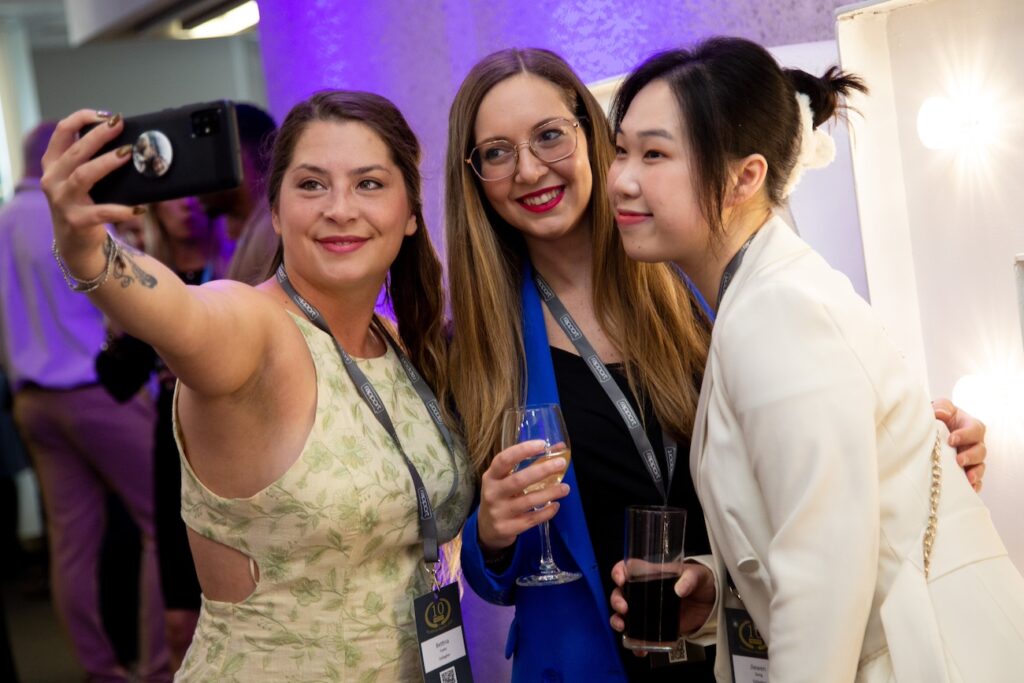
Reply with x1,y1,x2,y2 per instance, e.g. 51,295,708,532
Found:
715,232,758,597
533,272,677,505
276,265,458,565
716,232,758,310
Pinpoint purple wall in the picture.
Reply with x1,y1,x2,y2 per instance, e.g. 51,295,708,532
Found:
257,0,846,248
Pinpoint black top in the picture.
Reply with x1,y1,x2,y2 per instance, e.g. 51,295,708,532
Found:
551,346,715,682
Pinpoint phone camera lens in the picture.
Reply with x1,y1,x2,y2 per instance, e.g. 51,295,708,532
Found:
191,109,221,138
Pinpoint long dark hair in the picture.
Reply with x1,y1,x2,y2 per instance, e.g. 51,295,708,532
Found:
266,90,449,401
612,37,867,242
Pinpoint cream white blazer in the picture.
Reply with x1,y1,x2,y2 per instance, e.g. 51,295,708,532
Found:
691,217,1024,682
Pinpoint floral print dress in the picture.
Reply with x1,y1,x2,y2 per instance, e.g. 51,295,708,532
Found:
174,313,473,682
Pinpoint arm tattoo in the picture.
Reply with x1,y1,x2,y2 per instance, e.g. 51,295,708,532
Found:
107,238,158,289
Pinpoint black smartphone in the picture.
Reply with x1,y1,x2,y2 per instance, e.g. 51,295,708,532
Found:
86,101,243,206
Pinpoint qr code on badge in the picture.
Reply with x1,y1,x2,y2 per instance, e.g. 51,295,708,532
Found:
439,666,457,683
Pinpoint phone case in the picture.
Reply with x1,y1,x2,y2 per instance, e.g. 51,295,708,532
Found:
87,101,243,206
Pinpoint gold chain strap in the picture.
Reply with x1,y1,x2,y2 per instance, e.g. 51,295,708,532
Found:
922,430,943,578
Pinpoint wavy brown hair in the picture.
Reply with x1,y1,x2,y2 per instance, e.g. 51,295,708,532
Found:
444,48,710,475
266,90,449,402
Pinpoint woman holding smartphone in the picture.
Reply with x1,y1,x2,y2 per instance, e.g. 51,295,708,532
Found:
606,37,1021,681
445,48,987,682
42,91,472,682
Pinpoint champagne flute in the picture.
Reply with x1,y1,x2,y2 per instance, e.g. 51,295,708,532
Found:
502,403,582,587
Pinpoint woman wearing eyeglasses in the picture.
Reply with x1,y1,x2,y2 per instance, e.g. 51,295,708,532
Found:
443,49,711,683
443,48,989,683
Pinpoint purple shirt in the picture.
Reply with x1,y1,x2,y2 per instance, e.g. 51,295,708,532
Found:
0,178,107,390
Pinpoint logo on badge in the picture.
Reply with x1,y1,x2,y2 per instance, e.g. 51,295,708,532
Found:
738,619,767,652
424,597,452,630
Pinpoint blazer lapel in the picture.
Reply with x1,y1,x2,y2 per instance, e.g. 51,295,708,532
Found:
520,265,611,627
690,363,713,500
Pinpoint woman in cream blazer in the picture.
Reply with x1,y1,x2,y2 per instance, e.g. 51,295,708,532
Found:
690,215,1023,681
606,37,1024,682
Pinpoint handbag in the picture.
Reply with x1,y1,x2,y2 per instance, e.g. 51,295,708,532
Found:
95,334,157,403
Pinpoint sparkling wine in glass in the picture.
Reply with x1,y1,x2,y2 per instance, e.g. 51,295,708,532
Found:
503,403,582,587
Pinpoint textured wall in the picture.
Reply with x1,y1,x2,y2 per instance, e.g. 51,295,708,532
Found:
257,0,849,247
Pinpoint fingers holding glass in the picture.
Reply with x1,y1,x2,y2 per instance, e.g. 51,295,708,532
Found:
502,404,582,587
621,505,687,652
476,440,569,552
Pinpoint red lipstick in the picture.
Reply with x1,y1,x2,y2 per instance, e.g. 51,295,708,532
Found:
516,186,565,213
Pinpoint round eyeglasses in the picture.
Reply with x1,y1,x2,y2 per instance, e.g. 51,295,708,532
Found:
466,118,581,182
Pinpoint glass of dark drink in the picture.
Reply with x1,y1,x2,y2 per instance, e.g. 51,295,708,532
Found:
622,505,687,652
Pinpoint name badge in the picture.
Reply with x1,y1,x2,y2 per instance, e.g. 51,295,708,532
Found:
414,582,474,683
725,607,768,683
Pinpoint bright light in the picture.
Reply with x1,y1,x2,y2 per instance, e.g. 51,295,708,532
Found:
185,1,259,40
916,95,999,151
917,97,958,150
952,370,1024,449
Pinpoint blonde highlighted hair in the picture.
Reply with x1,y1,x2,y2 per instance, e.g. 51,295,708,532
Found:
444,48,710,475
141,202,228,278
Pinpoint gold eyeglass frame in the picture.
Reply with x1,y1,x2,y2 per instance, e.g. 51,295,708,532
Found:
465,118,581,182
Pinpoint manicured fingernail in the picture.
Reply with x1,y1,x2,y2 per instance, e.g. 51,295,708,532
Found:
116,144,132,158
95,110,111,120
133,205,145,215
949,434,960,447
107,113,122,127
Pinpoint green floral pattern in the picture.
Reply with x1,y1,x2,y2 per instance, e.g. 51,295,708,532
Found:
175,313,473,682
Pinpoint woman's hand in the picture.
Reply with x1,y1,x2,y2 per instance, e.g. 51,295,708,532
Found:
41,109,138,275
476,439,570,554
39,109,269,399
932,398,986,491
609,560,717,650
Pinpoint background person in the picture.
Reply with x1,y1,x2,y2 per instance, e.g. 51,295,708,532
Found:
0,121,170,683
199,103,278,285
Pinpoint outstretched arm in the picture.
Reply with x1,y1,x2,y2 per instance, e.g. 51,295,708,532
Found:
42,109,278,398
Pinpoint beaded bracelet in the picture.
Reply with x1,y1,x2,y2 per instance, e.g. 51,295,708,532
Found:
52,233,119,293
